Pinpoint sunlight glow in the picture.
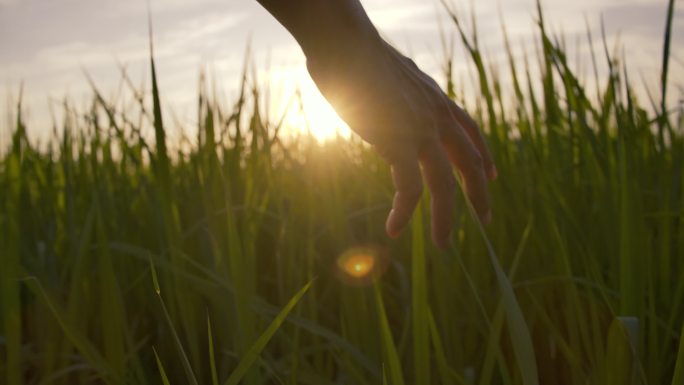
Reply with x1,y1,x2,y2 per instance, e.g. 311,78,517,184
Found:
335,246,388,286
339,253,376,279
271,66,352,143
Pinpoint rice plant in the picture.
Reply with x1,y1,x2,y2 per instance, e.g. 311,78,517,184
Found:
0,2,682,384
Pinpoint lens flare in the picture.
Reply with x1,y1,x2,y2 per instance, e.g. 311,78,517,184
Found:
335,246,388,286
340,253,375,278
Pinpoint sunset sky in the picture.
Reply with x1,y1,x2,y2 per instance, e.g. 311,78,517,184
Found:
1,0,682,142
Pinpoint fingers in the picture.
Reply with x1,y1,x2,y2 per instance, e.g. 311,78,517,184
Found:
385,150,423,238
448,102,497,180
441,124,491,225
419,141,458,248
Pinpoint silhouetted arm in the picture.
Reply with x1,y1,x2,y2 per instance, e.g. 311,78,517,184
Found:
255,0,380,57
255,0,497,247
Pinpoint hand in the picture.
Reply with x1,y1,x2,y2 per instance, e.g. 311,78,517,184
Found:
306,37,497,248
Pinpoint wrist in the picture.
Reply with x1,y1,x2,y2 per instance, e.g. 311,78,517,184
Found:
295,2,382,62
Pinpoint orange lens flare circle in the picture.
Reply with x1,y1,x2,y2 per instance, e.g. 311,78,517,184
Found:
335,246,388,286
341,253,375,278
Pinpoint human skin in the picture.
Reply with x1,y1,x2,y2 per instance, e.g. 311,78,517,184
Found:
256,0,497,248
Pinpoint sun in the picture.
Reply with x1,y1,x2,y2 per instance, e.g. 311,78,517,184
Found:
287,76,352,142
272,66,351,143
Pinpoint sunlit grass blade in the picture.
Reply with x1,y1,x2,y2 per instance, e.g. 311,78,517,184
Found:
224,280,313,385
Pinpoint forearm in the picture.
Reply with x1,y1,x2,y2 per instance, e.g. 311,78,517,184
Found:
255,0,381,58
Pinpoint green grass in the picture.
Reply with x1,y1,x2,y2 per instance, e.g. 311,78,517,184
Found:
1,2,683,384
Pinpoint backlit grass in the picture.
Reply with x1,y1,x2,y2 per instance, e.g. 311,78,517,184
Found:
1,2,683,384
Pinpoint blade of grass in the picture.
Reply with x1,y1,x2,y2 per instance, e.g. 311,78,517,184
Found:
672,322,684,385
466,199,539,385
2,122,22,385
373,281,405,385
603,317,638,384
208,313,220,385
428,309,466,385
479,217,534,385
149,259,200,385
25,277,116,383
153,346,172,385
224,280,313,385
95,203,128,376
147,6,170,189
411,201,430,385
659,0,676,134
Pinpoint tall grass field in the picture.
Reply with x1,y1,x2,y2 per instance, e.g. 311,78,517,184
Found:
1,2,683,384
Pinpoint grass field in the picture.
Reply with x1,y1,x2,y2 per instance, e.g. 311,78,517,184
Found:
1,2,683,384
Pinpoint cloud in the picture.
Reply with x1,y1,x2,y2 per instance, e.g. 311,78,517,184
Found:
2,0,681,140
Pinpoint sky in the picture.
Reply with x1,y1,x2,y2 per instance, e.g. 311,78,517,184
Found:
1,0,682,143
